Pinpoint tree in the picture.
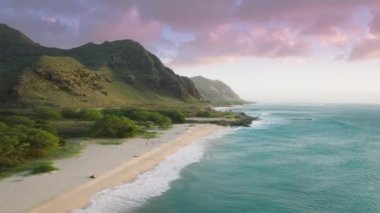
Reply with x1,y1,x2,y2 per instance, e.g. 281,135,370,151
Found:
92,115,138,138
36,107,62,120
0,121,60,168
22,127,60,158
127,110,172,128
0,131,28,167
2,115,35,127
34,120,58,136
159,109,185,123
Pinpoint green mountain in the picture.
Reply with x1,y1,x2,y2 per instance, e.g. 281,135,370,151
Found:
0,24,201,107
191,76,247,105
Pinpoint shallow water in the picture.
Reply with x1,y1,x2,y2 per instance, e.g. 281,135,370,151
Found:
83,104,380,213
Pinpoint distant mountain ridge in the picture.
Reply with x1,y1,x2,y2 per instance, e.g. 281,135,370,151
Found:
191,76,247,105
0,23,200,107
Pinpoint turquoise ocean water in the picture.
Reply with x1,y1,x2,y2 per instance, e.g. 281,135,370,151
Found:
80,104,380,213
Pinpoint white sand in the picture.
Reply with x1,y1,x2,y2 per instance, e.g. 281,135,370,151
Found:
0,124,224,213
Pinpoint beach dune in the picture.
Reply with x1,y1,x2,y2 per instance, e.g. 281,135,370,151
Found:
0,124,224,213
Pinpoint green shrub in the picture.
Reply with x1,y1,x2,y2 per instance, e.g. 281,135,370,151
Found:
195,110,227,118
61,109,80,119
29,162,57,174
2,115,35,127
126,110,172,128
0,121,7,130
0,116,58,136
36,108,62,120
196,110,212,117
0,125,60,167
34,120,58,136
103,109,172,128
20,127,60,158
102,108,124,117
0,132,29,167
78,109,103,121
92,115,138,138
159,109,185,123
62,108,103,121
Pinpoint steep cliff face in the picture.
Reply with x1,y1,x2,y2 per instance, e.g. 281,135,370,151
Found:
68,40,200,100
0,24,60,70
0,24,201,107
0,23,37,48
0,24,41,101
191,76,246,104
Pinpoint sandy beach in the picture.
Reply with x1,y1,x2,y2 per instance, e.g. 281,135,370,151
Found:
0,124,224,213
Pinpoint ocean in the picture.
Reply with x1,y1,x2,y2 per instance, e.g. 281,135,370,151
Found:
80,104,380,213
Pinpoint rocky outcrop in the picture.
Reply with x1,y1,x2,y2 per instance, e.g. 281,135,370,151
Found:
191,76,246,104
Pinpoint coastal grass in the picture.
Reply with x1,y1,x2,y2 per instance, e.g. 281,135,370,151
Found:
0,141,84,179
28,162,57,175
95,139,125,145
0,161,57,179
94,130,158,145
138,130,158,139
49,140,85,159
53,120,94,137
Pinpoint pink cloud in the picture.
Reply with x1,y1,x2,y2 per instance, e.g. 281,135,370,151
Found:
1,0,380,62
81,6,162,45
370,15,380,35
141,0,379,64
349,2,380,60
349,37,380,60
133,0,237,31
171,24,310,66
237,0,378,24
308,25,368,48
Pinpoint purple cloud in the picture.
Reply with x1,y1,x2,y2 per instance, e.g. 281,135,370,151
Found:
349,5,380,60
0,0,379,63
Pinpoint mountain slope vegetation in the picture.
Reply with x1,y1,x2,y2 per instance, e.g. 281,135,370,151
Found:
0,23,200,107
191,76,247,105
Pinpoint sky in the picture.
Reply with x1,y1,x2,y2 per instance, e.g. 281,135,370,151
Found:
1,0,380,103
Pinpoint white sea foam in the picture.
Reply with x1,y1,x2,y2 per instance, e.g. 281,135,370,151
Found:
250,119,264,128
260,112,271,116
213,105,245,112
249,111,288,129
232,126,243,132
74,129,230,213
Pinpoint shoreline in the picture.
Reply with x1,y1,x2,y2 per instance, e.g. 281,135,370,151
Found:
14,124,225,213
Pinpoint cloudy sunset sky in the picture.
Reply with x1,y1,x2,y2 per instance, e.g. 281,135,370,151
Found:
2,0,380,103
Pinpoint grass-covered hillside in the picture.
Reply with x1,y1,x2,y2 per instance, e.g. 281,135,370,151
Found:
0,23,201,108
191,76,247,105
